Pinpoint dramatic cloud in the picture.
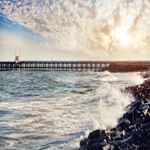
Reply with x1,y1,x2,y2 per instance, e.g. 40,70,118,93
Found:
0,0,150,60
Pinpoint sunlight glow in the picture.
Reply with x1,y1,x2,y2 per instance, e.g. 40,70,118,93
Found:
112,27,131,47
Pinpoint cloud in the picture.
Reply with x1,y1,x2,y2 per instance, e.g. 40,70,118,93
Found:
0,0,150,60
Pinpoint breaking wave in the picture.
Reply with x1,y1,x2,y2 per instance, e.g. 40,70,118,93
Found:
100,73,118,82
0,71,141,149
89,82,131,130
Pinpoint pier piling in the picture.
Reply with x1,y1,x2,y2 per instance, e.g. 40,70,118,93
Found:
0,61,149,72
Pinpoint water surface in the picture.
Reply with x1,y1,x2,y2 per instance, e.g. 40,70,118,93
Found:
0,71,143,149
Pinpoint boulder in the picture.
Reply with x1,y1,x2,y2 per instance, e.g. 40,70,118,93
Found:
79,79,150,150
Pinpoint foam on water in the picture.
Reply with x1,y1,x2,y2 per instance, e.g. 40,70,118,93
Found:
0,71,143,149
115,72,144,86
91,82,131,130
99,74,118,82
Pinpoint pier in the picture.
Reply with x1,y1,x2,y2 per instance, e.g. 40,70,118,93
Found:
0,59,150,72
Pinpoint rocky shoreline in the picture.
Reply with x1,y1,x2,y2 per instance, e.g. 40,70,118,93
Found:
79,79,150,150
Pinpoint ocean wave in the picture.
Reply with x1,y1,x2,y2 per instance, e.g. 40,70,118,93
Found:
0,71,144,149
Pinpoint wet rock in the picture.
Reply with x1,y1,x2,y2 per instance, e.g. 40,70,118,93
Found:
117,118,131,131
88,130,107,143
79,79,150,150
80,138,89,149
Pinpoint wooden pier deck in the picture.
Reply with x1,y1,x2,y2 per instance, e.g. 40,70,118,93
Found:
0,61,150,72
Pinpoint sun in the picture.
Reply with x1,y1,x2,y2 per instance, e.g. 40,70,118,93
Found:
112,27,131,47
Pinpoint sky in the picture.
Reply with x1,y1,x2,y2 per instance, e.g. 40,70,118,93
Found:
0,0,150,61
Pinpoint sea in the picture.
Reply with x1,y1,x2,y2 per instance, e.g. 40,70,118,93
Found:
0,71,144,150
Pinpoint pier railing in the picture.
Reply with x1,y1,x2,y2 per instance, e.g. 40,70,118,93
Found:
0,61,150,72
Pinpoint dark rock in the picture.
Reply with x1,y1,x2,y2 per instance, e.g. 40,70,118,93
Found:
79,79,150,150
88,130,107,143
117,119,131,130
80,138,89,148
